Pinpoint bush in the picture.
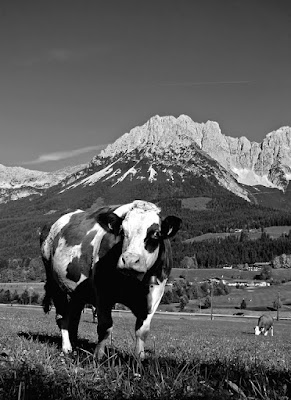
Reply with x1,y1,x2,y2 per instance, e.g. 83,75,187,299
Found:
179,295,189,311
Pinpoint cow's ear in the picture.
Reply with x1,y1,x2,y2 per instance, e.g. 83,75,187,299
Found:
161,216,182,239
97,212,123,236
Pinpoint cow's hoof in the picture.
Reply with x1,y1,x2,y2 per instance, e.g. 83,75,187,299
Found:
62,345,72,354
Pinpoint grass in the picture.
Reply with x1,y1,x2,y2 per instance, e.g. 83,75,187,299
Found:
170,267,291,283
0,306,291,399
184,225,291,243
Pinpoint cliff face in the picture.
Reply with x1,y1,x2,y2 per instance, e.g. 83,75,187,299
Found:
0,114,291,204
98,115,291,191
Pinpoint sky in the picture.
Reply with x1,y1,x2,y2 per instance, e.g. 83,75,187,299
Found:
0,0,290,172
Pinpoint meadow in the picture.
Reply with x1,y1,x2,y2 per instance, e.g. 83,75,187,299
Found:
0,306,291,399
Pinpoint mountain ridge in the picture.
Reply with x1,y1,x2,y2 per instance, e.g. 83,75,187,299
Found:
0,114,291,205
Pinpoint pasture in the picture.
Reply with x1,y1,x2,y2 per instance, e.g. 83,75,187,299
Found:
0,306,291,399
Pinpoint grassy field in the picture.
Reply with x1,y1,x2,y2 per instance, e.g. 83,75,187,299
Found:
0,306,291,399
170,267,291,282
184,225,291,243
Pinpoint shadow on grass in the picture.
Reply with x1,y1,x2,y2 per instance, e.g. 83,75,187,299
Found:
18,331,98,353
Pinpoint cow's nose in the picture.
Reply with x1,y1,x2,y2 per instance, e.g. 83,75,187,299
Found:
121,253,140,268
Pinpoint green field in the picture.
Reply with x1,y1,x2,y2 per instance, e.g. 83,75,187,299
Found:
170,267,291,282
0,306,290,399
184,225,291,243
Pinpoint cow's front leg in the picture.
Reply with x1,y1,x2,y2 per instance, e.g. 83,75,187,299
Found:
94,306,113,360
135,278,167,359
135,313,153,360
56,314,72,354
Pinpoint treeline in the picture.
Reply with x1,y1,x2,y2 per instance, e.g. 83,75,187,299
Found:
176,231,291,268
0,288,41,305
161,276,230,311
0,257,45,282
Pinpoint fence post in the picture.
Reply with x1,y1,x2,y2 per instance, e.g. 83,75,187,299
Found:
277,291,280,321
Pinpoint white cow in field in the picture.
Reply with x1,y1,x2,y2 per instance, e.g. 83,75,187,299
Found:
254,314,274,336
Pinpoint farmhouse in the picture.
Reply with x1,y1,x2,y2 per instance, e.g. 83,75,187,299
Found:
226,279,270,288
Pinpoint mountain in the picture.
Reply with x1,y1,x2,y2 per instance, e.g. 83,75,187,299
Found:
1,114,291,206
1,114,291,260
0,163,85,203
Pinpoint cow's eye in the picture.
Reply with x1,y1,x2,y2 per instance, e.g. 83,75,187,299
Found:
150,230,160,240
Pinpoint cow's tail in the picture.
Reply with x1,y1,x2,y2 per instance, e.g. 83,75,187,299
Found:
40,224,54,314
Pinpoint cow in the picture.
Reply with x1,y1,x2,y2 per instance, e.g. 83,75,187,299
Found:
40,200,181,359
254,314,274,336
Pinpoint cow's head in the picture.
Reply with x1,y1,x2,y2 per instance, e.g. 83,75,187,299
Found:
96,200,181,278
115,201,181,278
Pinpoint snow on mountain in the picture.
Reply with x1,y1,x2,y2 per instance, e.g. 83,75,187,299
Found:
94,115,291,192
1,114,291,204
0,163,85,203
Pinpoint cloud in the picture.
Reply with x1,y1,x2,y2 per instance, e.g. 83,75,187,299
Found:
22,45,106,66
22,145,107,165
159,80,253,86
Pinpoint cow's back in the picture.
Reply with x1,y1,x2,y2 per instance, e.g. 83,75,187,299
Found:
258,314,273,330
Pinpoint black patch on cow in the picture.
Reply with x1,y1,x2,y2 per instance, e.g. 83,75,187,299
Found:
66,230,97,282
95,212,123,236
62,212,96,247
93,241,149,322
66,259,82,282
99,233,121,259
143,239,173,283
40,223,53,246
144,223,161,253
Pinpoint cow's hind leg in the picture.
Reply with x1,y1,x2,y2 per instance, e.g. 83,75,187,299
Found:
50,284,72,353
68,299,85,349
68,280,93,349
55,303,72,353
94,306,113,360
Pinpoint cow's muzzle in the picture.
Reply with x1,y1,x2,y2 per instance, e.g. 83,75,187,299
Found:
118,252,147,273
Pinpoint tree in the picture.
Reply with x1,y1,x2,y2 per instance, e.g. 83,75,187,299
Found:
273,297,282,310
179,295,189,311
180,255,198,269
204,295,211,309
259,265,273,281
161,289,173,304
20,289,30,305
240,298,247,310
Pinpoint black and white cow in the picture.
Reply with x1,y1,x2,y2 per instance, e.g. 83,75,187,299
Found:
254,314,274,336
40,200,181,359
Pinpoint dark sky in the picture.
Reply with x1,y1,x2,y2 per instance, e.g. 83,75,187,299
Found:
0,0,291,171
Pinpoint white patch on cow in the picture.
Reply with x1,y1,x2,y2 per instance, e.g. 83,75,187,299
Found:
254,326,261,335
61,328,72,353
52,237,83,290
41,210,83,260
135,280,166,359
76,273,88,286
114,200,161,218
147,278,167,313
90,223,109,265
117,207,161,273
